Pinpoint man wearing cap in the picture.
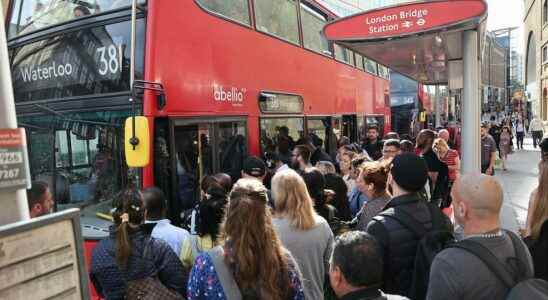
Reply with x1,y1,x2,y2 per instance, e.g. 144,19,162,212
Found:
480,123,497,175
366,153,452,297
242,156,267,181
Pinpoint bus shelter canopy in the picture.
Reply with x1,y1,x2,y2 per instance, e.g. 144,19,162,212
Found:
323,0,487,85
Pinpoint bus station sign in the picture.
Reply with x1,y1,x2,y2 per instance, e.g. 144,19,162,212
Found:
0,128,30,191
324,0,487,41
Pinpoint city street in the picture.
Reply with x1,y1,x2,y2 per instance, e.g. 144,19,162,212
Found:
498,136,542,232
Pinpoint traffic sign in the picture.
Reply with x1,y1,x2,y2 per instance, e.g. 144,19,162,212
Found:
0,128,31,191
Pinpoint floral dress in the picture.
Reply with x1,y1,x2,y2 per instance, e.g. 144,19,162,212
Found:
187,252,305,300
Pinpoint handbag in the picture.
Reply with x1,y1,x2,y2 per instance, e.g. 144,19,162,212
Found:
124,238,184,300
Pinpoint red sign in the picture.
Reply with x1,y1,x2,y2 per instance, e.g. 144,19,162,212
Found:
324,0,487,41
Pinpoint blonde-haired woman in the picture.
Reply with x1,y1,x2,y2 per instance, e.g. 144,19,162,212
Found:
433,138,460,183
187,178,304,300
524,161,548,281
271,169,334,300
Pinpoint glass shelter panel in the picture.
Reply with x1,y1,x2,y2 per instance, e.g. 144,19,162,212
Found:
254,0,300,44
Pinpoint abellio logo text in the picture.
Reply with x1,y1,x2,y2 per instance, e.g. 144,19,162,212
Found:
214,86,246,104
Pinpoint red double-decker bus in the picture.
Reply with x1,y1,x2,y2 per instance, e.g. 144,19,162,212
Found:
6,0,390,297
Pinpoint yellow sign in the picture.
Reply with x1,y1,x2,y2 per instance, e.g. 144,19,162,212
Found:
124,117,150,167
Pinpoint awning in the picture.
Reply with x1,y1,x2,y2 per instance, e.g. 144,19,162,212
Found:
323,0,488,85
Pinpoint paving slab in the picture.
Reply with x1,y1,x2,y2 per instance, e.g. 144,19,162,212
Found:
495,137,541,233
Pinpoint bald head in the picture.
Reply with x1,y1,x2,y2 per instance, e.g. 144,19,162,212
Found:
438,129,450,142
453,173,503,218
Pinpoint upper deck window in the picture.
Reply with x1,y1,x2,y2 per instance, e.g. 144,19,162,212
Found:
7,0,140,38
334,44,352,65
364,58,378,75
254,0,300,45
300,3,329,55
196,0,251,25
378,65,390,80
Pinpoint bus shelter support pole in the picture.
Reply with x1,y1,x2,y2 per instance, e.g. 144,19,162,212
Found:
435,85,442,128
461,30,481,174
0,6,30,225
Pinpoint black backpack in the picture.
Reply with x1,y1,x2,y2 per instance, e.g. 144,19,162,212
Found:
379,202,454,300
451,230,548,299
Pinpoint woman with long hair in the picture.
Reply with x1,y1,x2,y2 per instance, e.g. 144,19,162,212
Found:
90,189,186,299
271,169,334,300
524,161,548,280
353,161,391,230
433,138,460,182
180,183,228,270
187,178,304,300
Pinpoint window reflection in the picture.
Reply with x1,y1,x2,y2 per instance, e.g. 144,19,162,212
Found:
8,0,142,38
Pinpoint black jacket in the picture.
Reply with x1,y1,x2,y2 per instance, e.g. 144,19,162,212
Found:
365,193,451,297
524,219,548,281
90,225,187,299
362,139,384,161
311,147,333,165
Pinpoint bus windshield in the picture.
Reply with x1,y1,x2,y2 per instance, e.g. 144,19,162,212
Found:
7,0,137,38
19,109,135,238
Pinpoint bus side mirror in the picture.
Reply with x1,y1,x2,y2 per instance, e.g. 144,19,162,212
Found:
124,117,150,167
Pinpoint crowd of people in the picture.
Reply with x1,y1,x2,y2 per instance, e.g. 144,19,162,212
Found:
24,125,548,300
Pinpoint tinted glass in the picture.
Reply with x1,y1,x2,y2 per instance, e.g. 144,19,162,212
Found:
334,44,351,64
7,0,143,38
364,57,378,74
196,0,250,25
259,93,304,114
355,54,365,70
307,117,336,155
10,19,145,103
254,0,299,44
300,3,329,54
260,118,304,164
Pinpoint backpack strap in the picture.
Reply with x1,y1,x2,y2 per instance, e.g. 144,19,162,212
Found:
450,239,515,288
208,246,242,300
504,230,534,280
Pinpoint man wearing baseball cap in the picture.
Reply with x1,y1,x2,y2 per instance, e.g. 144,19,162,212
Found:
366,153,452,298
241,156,267,180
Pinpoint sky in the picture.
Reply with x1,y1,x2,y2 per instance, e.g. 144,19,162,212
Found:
486,0,524,53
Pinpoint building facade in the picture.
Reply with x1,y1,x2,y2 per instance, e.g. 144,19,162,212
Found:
481,32,509,118
524,0,547,120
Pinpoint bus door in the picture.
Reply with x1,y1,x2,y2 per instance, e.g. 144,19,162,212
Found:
169,118,247,223
306,116,337,159
342,115,357,143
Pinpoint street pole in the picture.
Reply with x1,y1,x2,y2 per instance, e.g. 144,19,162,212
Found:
435,85,442,128
0,4,30,225
461,30,481,173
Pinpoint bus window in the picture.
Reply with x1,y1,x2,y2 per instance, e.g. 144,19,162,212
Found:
358,116,366,143
7,0,143,38
366,116,385,136
254,0,300,45
260,117,304,164
355,54,365,71
300,3,329,55
334,44,351,65
195,0,251,25
20,110,132,234
364,57,378,75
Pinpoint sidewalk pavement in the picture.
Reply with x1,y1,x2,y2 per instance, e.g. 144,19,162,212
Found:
496,136,541,233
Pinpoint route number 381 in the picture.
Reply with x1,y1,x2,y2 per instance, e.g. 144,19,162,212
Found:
97,44,123,76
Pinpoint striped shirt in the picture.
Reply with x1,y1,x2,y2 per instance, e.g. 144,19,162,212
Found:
441,149,459,182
